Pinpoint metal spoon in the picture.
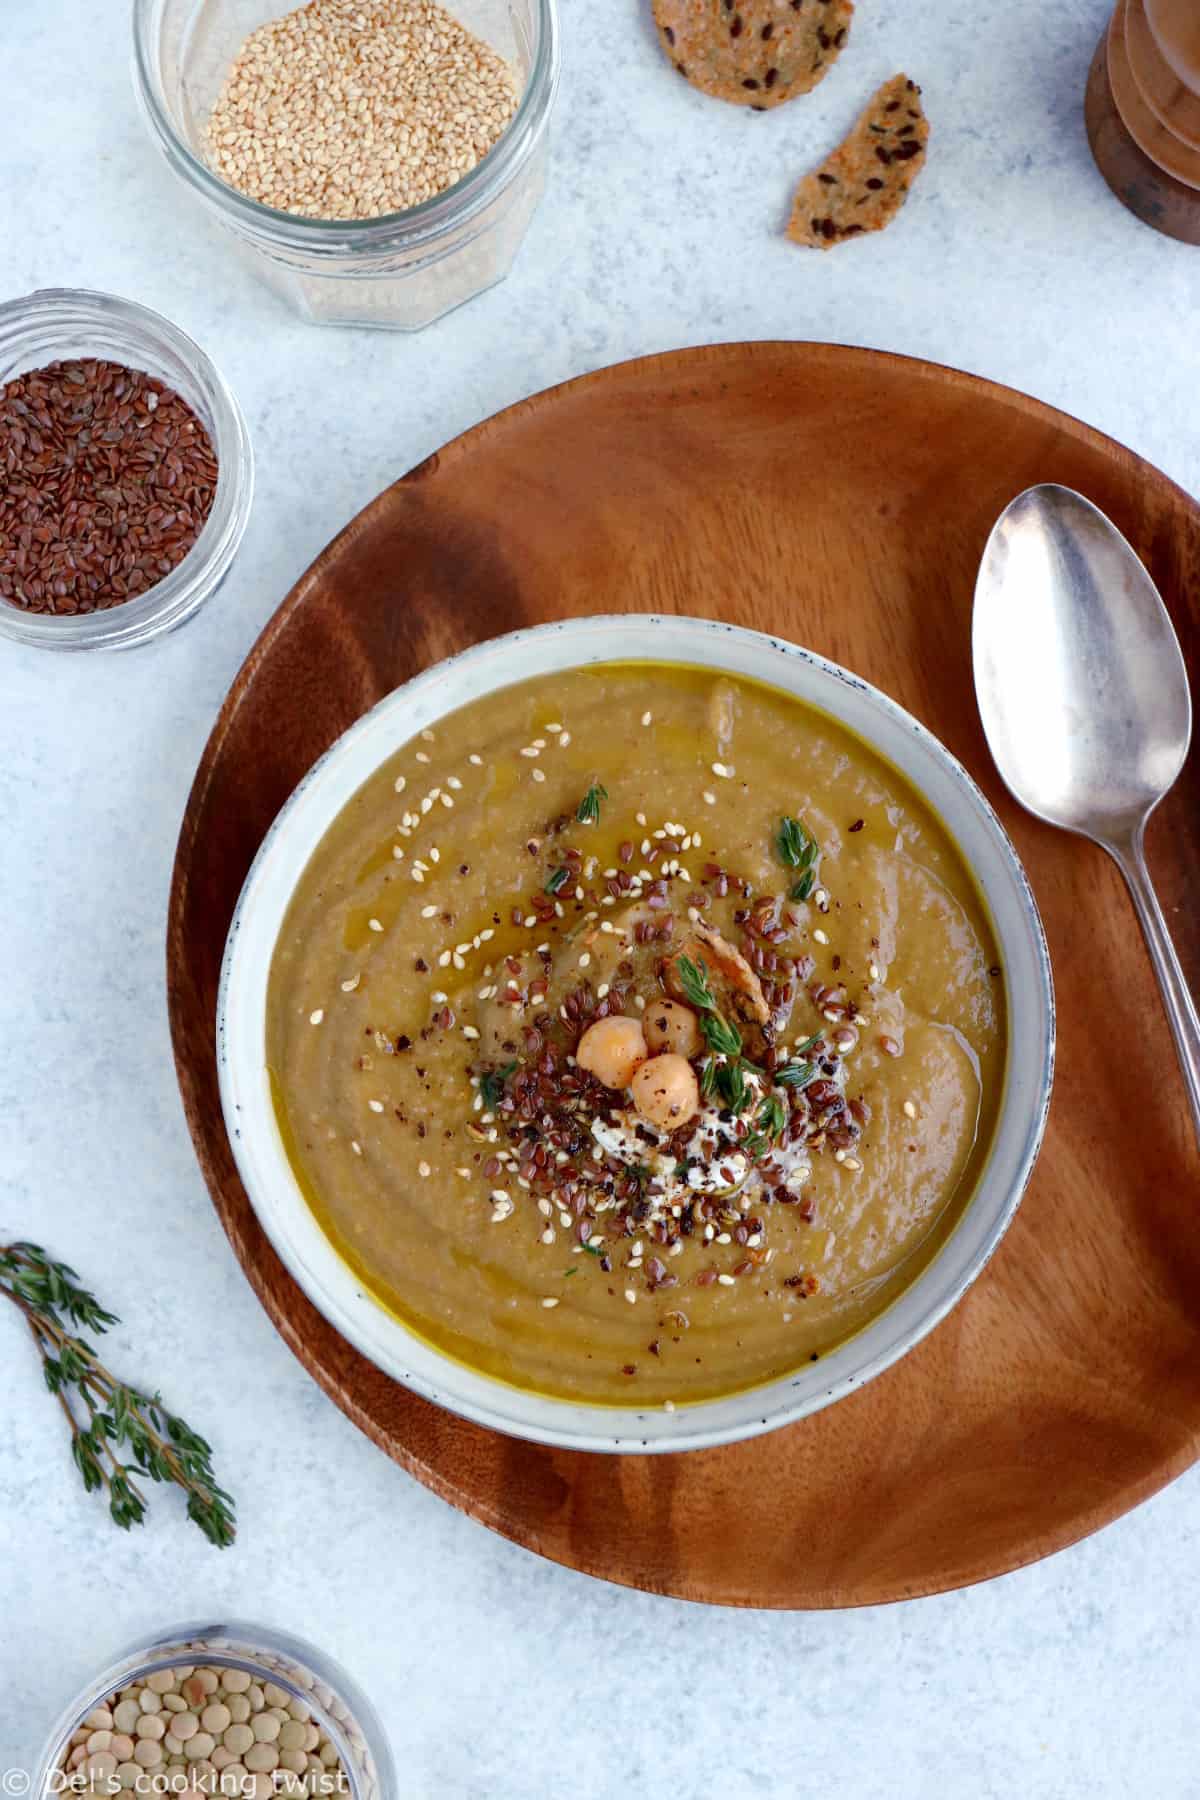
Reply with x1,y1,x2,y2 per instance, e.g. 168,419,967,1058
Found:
973,482,1200,1142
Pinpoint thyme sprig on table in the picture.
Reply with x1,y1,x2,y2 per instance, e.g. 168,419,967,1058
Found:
0,1241,236,1547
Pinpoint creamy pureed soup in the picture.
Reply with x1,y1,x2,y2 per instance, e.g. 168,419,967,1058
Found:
267,664,1005,1407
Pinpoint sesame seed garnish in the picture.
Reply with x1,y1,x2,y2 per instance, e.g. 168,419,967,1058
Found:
540,1228,555,1245
869,961,881,981
717,1273,735,1286
392,846,405,860
903,1100,917,1119
843,1157,862,1171
438,950,451,967
546,721,563,733
432,989,447,1002
520,746,539,758
411,869,425,883
394,775,406,793
448,775,462,790
440,793,454,808
813,928,829,945
351,1141,362,1156
368,1099,384,1113
711,761,732,778
664,1400,676,1412
416,752,430,764
531,768,546,783
341,975,360,992
462,1025,480,1040
420,904,437,918
624,1289,637,1304
418,1160,431,1178
469,753,483,766
420,796,433,814
559,731,571,747
309,1009,324,1025
641,711,652,726
368,918,383,933
420,729,435,742
541,1297,559,1309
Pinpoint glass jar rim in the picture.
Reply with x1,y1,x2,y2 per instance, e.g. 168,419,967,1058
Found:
131,0,561,251
0,286,253,651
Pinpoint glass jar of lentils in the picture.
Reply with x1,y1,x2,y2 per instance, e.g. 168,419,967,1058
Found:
32,1621,395,1798
132,0,561,330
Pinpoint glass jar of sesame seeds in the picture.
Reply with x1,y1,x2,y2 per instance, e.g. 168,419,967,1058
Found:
33,1621,395,1798
132,0,560,330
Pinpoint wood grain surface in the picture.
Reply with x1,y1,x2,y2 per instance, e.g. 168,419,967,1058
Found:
168,343,1200,1608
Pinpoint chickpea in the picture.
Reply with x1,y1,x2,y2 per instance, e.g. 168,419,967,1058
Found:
577,1015,648,1089
631,1054,700,1131
643,999,703,1060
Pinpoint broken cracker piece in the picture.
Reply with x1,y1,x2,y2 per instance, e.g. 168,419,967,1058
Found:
787,73,929,249
653,0,854,110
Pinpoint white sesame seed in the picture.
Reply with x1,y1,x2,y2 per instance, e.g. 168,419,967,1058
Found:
440,793,454,808
844,1157,862,1171
351,1141,362,1156
869,962,881,981
540,1227,555,1245
624,1289,637,1305
531,768,546,783
546,721,563,732
368,1099,384,1113
520,746,539,758
432,989,447,1002
641,711,652,726
438,950,451,967
541,1297,559,1309
421,903,437,918
341,975,360,992
412,869,425,883
392,846,405,860
368,918,383,933
813,929,829,945
394,775,406,793
903,1100,917,1119
711,762,731,778
717,1273,735,1286
309,1009,324,1025
559,731,571,747
416,751,430,764
469,753,483,766
420,729,435,742
418,1161,431,1178
664,1400,676,1412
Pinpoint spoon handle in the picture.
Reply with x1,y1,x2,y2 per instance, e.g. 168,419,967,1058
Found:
1112,833,1200,1148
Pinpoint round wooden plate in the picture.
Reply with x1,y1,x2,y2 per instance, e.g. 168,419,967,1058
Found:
168,343,1200,1608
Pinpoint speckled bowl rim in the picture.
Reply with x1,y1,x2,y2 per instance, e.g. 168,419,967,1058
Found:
218,615,1055,1454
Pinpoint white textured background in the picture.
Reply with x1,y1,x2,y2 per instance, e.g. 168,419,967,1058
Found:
3,1,1200,1795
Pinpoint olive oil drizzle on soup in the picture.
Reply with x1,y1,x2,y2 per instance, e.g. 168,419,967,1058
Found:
267,665,1005,1407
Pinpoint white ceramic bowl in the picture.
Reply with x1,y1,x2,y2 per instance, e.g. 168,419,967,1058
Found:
219,616,1054,1453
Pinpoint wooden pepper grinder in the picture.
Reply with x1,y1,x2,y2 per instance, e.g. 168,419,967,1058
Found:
1086,0,1200,242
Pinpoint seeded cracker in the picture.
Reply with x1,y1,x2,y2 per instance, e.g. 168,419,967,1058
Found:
653,0,854,109
787,73,929,248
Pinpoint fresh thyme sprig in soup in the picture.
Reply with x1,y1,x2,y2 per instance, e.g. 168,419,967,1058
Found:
267,664,1005,1407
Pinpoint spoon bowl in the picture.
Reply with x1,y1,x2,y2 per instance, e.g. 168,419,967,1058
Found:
975,482,1200,1141
974,484,1192,840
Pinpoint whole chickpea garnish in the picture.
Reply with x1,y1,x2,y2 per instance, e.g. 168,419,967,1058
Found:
577,1015,649,1089
643,999,702,1060
631,1053,700,1130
